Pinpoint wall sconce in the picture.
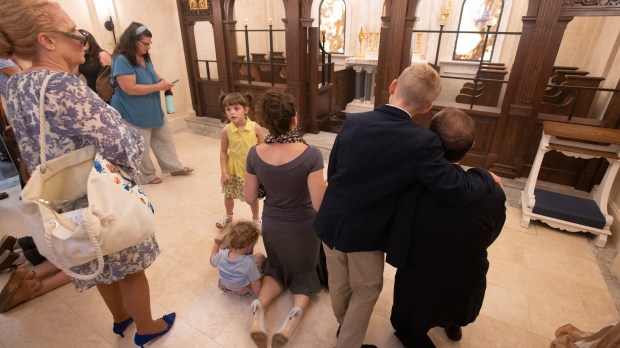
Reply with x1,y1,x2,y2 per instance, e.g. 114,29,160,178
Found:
104,16,117,45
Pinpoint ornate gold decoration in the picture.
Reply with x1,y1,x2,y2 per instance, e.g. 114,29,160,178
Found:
355,27,366,58
439,0,452,26
184,0,212,16
372,32,380,52
189,0,208,10
365,30,373,53
414,32,422,54
413,18,423,55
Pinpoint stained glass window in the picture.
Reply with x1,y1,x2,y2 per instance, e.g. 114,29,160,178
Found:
319,0,346,54
453,0,503,61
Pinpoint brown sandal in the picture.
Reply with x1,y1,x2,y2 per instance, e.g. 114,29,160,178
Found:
0,270,42,313
0,251,18,273
0,235,16,255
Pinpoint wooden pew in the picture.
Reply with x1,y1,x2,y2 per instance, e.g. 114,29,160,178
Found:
456,67,508,107
541,75,606,117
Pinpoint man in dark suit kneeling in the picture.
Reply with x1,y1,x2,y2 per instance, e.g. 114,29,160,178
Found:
390,107,507,348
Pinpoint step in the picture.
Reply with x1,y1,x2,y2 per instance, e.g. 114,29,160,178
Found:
184,116,337,161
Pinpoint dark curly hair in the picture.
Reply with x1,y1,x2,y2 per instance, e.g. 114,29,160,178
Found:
79,29,106,66
112,22,151,66
219,92,255,121
227,221,260,250
257,90,296,137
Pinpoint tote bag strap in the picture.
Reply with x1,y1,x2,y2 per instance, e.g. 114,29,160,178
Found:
37,73,105,281
37,73,55,171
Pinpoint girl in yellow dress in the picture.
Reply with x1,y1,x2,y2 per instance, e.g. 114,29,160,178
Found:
218,93,265,230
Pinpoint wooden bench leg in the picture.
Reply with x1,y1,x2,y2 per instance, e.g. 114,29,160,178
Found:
594,234,608,248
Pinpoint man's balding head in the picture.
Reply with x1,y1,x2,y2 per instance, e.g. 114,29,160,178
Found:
430,107,476,162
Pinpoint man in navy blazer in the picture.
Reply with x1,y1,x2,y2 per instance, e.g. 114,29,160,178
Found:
314,64,501,348
390,107,506,347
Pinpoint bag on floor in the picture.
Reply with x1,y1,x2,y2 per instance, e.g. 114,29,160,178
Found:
21,73,155,281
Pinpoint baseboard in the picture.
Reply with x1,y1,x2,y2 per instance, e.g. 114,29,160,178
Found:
167,113,191,133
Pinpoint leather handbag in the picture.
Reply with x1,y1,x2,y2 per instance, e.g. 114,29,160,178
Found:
95,65,115,102
21,73,155,280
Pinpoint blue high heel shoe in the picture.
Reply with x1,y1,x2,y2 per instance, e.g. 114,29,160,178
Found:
112,316,134,337
134,312,176,347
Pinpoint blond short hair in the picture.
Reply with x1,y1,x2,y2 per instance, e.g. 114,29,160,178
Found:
394,64,442,111
0,0,58,59
227,221,260,250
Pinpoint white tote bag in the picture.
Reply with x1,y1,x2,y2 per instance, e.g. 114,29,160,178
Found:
21,73,155,280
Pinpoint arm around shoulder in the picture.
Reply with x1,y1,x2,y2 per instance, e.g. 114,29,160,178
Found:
416,136,496,205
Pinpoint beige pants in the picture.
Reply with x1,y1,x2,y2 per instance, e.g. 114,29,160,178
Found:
131,120,184,184
323,243,384,348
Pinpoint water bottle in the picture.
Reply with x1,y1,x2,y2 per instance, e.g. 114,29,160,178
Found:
164,89,175,114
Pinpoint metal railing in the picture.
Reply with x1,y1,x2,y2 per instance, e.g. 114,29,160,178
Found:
414,25,521,109
231,23,285,86
196,59,217,80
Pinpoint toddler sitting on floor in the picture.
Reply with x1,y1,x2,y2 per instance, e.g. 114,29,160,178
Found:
210,221,265,297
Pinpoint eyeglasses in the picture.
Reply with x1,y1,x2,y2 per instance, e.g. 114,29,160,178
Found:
138,41,152,47
50,30,89,47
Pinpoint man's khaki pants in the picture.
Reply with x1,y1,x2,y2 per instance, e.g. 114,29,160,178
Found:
324,243,384,348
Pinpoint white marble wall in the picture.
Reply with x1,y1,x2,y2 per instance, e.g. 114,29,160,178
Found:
556,16,620,118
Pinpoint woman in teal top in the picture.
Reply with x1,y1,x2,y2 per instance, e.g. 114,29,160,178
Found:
111,22,192,184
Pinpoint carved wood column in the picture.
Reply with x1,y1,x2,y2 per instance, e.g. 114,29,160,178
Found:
282,1,310,132
178,19,200,114
176,1,198,113
212,0,235,94
374,0,418,106
486,0,573,178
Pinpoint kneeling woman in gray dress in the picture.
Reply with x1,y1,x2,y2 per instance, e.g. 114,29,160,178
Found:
243,90,326,347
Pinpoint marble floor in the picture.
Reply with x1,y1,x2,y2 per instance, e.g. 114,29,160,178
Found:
0,130,618,348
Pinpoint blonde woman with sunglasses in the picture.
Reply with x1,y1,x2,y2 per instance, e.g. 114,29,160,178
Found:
0,1,175,346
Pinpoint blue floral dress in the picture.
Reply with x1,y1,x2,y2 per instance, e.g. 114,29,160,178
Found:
6,70,160,291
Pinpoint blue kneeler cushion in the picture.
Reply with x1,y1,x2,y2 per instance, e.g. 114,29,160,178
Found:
532,189,606,229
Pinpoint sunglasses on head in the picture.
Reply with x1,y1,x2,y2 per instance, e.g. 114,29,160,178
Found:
50,30,89,46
